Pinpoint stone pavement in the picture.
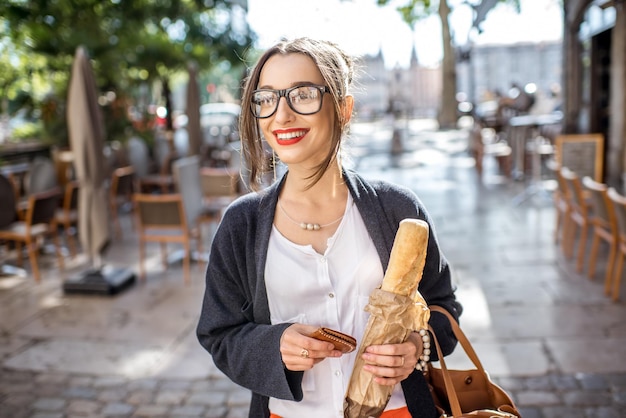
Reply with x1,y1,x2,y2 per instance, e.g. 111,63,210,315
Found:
1,118,625,418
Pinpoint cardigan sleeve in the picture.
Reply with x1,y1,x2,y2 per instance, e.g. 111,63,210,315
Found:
196,193,304,402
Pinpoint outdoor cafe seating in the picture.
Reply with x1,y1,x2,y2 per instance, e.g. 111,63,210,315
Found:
607,187,626,302
132,192,202,285
0,183,64,283
582,176,618,293
54,180,80,258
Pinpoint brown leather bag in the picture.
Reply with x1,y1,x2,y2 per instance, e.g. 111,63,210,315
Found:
426,306,521,417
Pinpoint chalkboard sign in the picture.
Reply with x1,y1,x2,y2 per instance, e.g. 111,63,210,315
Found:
554,134,604,182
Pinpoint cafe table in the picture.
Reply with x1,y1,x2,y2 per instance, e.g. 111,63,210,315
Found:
507,113,562,205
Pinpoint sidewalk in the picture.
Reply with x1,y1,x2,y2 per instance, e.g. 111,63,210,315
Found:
1,118,625,418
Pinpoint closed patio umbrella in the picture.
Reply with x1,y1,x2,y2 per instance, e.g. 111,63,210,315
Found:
63,46,134,295
186,62,203,156
67,46,109,266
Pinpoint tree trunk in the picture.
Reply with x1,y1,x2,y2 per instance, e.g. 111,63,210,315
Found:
438,0,457,129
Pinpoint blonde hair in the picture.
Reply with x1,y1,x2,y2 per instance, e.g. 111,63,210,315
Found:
239,37,355,191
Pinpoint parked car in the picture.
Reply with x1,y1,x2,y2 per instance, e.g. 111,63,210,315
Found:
200,102,241,147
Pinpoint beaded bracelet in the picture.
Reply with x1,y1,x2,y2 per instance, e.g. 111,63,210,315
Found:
415,329,431,372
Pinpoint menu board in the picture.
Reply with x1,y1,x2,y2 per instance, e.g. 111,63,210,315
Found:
554,134,604,182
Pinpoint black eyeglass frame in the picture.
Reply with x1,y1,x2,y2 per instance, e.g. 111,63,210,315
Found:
251,85,331,119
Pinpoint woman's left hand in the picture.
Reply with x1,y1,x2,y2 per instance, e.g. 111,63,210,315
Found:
361,332,424,386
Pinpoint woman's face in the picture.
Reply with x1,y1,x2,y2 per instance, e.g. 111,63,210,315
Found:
256,53,336,170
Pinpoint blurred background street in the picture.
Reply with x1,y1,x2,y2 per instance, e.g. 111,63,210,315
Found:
1,118,626,417
2,0,626,417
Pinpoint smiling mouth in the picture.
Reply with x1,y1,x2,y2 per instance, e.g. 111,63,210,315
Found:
275,129,308,144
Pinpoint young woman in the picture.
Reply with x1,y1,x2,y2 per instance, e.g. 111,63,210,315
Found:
197,37,462,418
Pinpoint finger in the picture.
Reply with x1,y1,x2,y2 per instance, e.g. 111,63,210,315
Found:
363,362,416,387
362,352,406,368
365,341,417,357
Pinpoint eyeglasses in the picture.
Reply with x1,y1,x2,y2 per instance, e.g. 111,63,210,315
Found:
251,85,330,118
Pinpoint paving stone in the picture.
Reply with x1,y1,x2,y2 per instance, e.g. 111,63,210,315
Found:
576,372,610,390
0,406,31,418
563,390,613,406
66,399,100,414
128,379,159,391
133,404,170,416
36,383,65,397
186,390,227,406
1,381,35,394
516,390,560,406
226,406,250,418
101,402,135,416
32,397,66,411
585,407,624,418
154,389,186,405
170,405,206,416
495,376,526,391
98,387,128,402
607,373,626,388
549,373,579,390
227,388,252,407
524,375,555,390
516,407,542,418
94,376,128,388
541,406,586,418
68,376,95,387
1,392,35,406
160,380,193,390
203,406,228,418
63,386,98,400
35,373,69,385
127,390,156,405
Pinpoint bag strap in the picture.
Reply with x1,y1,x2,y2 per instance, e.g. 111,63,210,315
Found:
428,305,494,418
429,305,489,375
428,323,463,417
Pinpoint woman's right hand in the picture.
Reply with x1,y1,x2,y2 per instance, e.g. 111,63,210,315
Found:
280,324,343,371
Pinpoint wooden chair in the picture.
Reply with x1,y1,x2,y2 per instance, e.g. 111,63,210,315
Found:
553,166,571,245
607,188,626,301
0,187,64,282
110,166,136,238
133,193,201,284
199,167,239,226
560,167,592,272
54,180,80,257
582,176,618,288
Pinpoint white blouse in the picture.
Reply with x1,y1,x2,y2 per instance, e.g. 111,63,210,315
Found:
265,193,407,417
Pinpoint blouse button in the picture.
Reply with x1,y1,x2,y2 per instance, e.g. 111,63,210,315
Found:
328,293,335,299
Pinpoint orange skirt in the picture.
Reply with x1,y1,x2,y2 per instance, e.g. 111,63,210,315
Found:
270,406,410,417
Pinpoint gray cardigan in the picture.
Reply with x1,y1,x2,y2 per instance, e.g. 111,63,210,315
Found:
196,169,462,418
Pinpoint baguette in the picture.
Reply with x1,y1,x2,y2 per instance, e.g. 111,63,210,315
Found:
380,218,429,297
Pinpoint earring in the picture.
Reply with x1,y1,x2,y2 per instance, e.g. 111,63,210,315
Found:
272,150,277,183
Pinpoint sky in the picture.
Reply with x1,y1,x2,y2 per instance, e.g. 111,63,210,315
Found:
246,0,563,68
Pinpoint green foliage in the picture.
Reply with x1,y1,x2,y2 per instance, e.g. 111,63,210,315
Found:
377,0,433,27
376,0,521,29
0,0,256,146
11,121,43,141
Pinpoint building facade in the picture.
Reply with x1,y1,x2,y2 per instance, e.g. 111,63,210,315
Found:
353,46,442,120
457,41,563,110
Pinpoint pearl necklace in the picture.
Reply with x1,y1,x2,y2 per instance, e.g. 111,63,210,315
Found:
278,200,344,231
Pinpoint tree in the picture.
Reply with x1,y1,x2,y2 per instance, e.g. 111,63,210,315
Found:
377,0,519,129
0,0,256,144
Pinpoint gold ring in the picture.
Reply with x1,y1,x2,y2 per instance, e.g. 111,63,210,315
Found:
300,349,309,358
401,356,405,366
